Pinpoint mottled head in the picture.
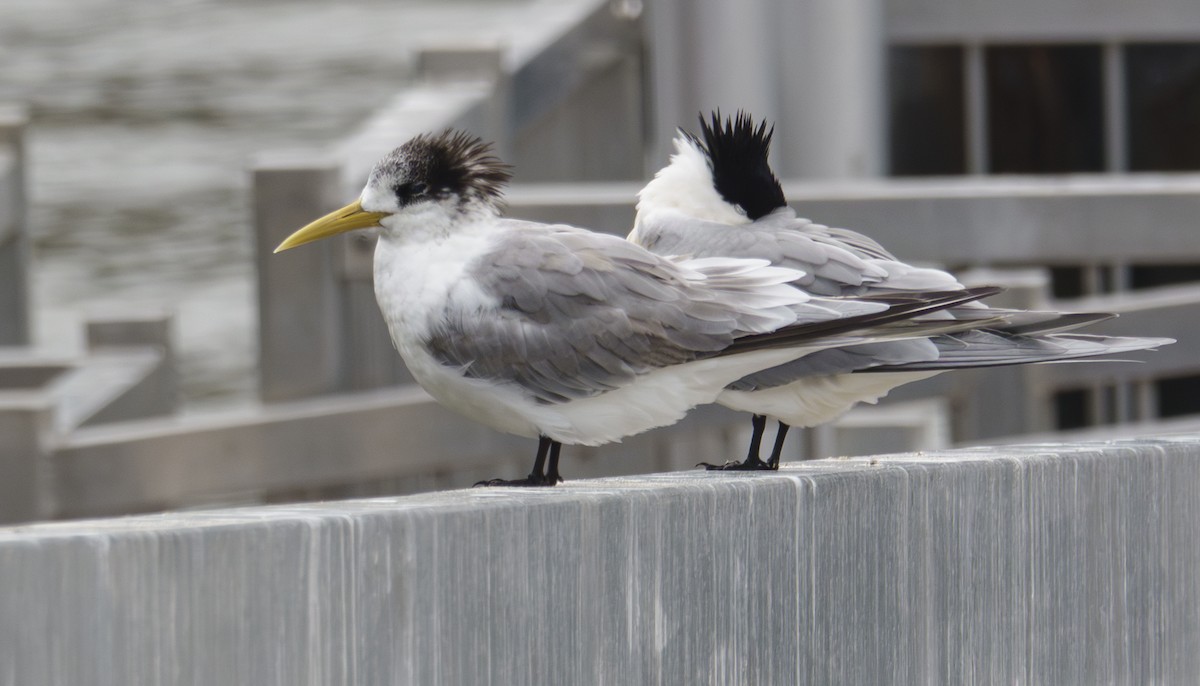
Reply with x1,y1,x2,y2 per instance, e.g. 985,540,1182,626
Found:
274,130,512,253
361,130,512,215
694,111,785,221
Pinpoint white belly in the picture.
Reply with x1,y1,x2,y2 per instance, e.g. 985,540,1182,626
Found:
718,371,937,427
396,335,837,446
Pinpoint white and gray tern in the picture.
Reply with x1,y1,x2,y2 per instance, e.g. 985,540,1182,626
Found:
630,110,1174,470
274,129,1004,485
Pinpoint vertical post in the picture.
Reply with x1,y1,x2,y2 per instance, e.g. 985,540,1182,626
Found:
1082,264,1098,295
1134,379,1156,421
1112,381,1133,424
641,0,691,171
414,46,509,162
0,103,30,347
691,0,780,135
775,0,885,178
1103,42,1127,173
964,43,989,175
1088,381,1107,426
253,153,346,403
1109,260,1130,293
0,399,49,523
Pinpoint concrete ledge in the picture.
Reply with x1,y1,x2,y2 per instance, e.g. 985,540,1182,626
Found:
3,435,1199,684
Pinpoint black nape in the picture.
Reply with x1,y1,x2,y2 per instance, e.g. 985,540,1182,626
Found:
696,110,787,220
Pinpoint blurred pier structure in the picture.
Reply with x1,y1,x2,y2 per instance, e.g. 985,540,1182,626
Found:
2,0,1200,522
1,110,180,522
0,105,30,347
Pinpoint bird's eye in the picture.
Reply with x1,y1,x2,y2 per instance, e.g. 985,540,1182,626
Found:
393,182,430,203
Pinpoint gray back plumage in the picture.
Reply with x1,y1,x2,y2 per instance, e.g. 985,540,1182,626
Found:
635,210,894,297
423,222,810,404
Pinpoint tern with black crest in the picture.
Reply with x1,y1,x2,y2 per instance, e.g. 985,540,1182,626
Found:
631,111,1173,470
275,130,996,485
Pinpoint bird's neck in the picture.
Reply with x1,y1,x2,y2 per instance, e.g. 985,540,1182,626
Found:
379,201,500,247
372,212,497,346
634,139,749,232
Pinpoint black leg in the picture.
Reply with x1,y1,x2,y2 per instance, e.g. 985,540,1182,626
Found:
745,414,767,462
475,436,564,487
765,422,791,470
545,441,564,484
699,414,774,471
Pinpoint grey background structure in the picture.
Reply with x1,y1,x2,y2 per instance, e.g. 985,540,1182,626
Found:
0,104,29,347
3,435,1199,684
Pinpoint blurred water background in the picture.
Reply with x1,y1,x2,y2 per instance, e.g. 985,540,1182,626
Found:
0,0,523,408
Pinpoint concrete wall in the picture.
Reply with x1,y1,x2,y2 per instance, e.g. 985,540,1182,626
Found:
3,435,1198,685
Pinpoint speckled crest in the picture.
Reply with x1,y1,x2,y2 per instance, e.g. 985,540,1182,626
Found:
370,129,513,208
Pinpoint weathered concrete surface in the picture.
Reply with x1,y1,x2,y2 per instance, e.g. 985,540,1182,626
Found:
2,435,1199,685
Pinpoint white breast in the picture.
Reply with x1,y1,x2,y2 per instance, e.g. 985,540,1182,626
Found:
372,227,543,437
717,371,938,427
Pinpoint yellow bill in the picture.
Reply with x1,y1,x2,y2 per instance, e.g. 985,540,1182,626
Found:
273,199,389,253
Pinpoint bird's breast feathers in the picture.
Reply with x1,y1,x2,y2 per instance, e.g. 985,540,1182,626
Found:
372,226,499,342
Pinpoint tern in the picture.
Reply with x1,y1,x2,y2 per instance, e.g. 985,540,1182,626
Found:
275,129,996,485
631,111,1174,470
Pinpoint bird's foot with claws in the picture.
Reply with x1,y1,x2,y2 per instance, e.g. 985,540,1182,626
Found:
698,457,778,471
474,474,562,487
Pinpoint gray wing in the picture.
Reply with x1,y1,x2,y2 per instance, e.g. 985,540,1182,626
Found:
634,211,891,296
635,207,968,296
751,209,973,292
423,224,821,404
728,339,939,391
751,207,900,261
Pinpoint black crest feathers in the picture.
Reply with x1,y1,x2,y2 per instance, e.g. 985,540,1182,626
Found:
377,129,514,208
694,110,786,220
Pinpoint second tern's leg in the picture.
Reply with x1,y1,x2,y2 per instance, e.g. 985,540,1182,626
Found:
765,422,791,469
700,414,773,471
475,435,564,487
544,441,564,484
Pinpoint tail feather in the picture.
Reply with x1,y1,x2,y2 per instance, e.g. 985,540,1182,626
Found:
718,286,1002,357
864,330,1174,372
943,309,1117,335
